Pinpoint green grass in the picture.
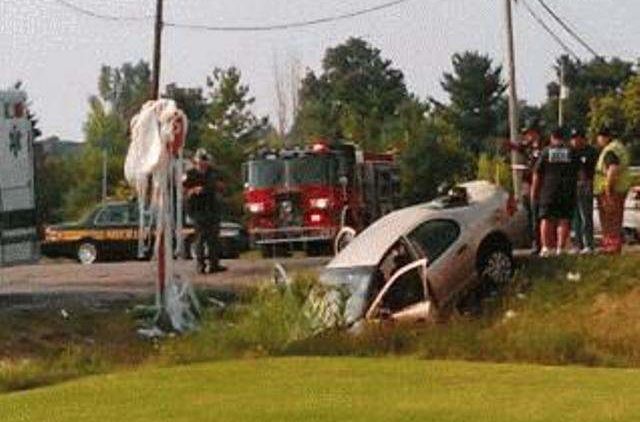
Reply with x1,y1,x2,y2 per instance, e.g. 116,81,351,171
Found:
3,357,640,422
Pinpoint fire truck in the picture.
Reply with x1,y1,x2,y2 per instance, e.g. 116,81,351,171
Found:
243,141,401,256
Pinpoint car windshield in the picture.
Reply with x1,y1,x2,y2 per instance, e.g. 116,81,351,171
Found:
318,266,377,325
287,155,337,186
244,159,284,188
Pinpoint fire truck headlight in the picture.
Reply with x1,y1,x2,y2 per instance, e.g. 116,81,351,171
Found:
247,202,265,214
310,213,323,223
310,198,330,209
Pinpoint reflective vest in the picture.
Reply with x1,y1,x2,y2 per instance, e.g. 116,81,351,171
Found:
594,140,631,195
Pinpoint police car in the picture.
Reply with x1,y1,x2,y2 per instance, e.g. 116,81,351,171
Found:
41,201,248,264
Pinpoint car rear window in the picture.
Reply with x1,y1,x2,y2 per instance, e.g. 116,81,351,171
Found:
407,219,460,262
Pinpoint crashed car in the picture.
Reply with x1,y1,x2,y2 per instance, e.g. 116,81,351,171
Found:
310,181,528,329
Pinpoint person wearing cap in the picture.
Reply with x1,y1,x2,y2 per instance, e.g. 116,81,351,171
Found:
184,148,226,273
531,127,579,257
519,120,545,253
594,127,631,254
570,128,598,254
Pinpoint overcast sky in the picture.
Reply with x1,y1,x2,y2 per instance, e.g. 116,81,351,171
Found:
1,0,638,141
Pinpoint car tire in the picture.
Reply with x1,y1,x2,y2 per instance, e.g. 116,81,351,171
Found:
478,244,514,287
77,241,99,265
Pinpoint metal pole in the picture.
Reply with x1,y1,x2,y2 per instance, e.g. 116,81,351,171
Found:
102,148,108,201
504,0,524,199
151,0,163,100
558,63,565,127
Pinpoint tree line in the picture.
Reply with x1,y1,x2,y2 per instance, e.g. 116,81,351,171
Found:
36,37,640,223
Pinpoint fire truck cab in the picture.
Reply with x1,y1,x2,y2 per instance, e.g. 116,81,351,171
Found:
243,141,401,256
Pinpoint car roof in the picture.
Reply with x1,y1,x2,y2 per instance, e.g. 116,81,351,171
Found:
327,180,505,268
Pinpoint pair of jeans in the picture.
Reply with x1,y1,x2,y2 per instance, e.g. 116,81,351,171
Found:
572,183,595,250
195,220,220,271
524,196,539,249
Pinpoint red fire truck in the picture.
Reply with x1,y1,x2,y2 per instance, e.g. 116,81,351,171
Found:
242,141,401,256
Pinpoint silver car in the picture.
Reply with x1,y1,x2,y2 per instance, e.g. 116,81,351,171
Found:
313,181,528,328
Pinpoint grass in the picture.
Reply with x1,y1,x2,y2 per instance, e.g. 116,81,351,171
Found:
2,252,640,395
3,357,640,422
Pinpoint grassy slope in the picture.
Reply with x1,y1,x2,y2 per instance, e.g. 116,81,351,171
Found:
3,357,640,422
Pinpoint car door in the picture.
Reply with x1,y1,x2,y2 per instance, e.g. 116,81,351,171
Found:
94,204,135,257
405,219,473,305
365,258,431,324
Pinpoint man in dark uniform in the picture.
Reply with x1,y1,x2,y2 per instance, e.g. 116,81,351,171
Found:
570,128,598,253
518,120,545,253
184,148,226,274
531,128,578,257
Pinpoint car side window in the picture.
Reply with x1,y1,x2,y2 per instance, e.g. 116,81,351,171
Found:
95,205,129,226
379,267,424,314
407,219,460,262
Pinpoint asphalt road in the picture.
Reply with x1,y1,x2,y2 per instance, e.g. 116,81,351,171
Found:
0,257,329,310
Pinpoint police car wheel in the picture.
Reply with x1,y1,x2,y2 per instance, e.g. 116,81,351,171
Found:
77,241,98,265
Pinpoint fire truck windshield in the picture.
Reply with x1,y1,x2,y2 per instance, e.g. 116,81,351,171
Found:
288,155,338,186
244,159,284,188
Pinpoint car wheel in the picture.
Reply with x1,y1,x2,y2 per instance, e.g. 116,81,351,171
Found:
77,241,98,265
623,228,638,244
479,246,514,286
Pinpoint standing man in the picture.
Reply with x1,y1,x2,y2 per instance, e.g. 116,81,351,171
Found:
519,120,545,253
531,128,578,257
594,127,631,254
570,128,598,254
184,148,226,273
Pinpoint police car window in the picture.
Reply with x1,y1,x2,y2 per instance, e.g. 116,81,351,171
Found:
379,268,424,314
95,205,129,226
407,219,460,262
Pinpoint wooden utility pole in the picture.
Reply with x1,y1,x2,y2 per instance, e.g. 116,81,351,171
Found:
504,0,525,198
151,0,164,100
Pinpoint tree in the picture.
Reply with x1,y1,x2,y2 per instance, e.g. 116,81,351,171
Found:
544,55,635,130
63,61,151,218
400,117,472,205
164,83,207,150
199,67,269,218
294,37,409,151
440,51,506,155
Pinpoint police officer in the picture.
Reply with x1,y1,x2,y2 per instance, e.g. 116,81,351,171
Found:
184,148,226,274
519,119,545,253
531,127,578,257
570,128,598,254
594,126,631,254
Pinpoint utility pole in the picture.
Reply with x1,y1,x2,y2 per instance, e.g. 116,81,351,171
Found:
504,0,525,199
558,63,565,127
151,0,164,100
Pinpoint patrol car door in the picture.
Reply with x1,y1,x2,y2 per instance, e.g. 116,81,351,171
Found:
94,204,135,258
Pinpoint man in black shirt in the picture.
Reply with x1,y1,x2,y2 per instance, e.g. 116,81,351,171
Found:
570,128,598,253
531,128,578,257
184,148,226,274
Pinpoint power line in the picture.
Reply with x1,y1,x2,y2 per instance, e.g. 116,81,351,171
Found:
53,0,413,32
535,0,601,58
518,0,580,61
54,0,153,22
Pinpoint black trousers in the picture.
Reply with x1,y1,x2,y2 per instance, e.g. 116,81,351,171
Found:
195,220,220,270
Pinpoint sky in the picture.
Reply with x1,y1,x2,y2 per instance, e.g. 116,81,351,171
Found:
1,0,639,141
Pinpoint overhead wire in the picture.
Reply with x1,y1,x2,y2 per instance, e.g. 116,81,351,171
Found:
535,0,601,59
518,0,580,61
53,0,413,32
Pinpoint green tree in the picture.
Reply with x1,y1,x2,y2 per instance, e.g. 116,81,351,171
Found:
164,84,207,150
440,51,506,154
544,55,635,130
64,61,151,218
199,67,269,218
400,118,472,205
294,37,409,151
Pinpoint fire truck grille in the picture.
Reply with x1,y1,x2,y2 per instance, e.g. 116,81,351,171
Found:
276,194,302,228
